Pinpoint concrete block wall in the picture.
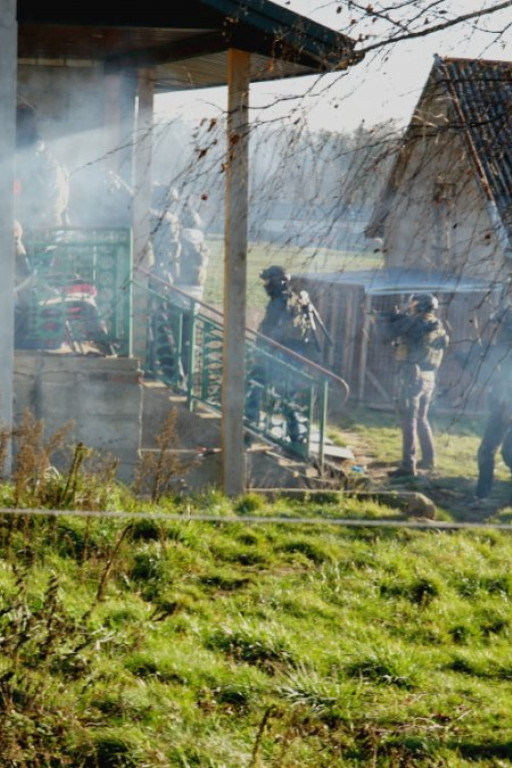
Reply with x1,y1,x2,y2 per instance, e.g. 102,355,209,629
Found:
14,352,143,484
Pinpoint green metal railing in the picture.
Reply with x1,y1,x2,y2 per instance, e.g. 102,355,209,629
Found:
134,269,350,467
22,228,133,355
15,231,349,467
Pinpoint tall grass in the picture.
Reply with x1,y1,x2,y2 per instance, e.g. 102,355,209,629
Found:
0,408,511,765
2,509,512,765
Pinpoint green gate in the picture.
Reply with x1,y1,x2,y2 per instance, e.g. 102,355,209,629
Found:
135,271,349,465
22,228,133,356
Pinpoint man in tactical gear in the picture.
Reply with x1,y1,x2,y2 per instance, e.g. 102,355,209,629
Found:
15,104,70,229
245,265,323,447
472,304,512,503
146,184,184,388
257,266,324,355
146,188,210,389
378,292,449,477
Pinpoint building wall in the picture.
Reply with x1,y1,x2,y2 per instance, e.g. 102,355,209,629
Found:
382,90,507,286
18,64,135,178
14,352,143,483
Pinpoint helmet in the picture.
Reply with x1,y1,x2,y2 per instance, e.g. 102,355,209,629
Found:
260,265,290,283
409,293,438,313
260,265,290,297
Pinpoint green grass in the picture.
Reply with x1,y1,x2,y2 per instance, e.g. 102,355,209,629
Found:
3,509,512,766
329,404,512,521
204,235,383,308
2,407,512,765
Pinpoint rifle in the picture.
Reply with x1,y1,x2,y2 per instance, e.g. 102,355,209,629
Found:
296,290,333,351
368,306,405,322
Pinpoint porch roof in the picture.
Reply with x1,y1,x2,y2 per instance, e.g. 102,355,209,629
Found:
298,268,494,296
17,0,363,91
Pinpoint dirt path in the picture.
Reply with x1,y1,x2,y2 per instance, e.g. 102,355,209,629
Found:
340,430,509,521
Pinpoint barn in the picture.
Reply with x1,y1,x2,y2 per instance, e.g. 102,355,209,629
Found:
298,56,512,414
295,267,494,416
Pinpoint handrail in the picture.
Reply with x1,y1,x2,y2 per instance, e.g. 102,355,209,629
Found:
132,269,350,470
135,265,349,405
247,328,349,404
135,266,223,319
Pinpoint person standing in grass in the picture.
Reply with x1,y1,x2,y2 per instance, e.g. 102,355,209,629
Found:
377,293,449,478
472,304,512,504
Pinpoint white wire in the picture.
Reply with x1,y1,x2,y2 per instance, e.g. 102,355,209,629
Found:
0,507,509,531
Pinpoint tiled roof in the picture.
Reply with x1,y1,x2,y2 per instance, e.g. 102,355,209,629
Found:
365,56,512,247
298,268,491,295
437,57,512,244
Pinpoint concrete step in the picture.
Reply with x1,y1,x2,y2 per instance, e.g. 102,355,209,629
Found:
138,444,345,493
141,380,351,492
142,382,221,451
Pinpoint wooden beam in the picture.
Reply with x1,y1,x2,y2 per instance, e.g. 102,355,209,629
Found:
133,69,154,270
106,31,228,70
357,293,372,404
222,48,250,497
0,0,17,473
132,68,155,361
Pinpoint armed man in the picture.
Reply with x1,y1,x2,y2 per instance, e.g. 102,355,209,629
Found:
245,265,329,447
471,302,512,505
375,292,449,477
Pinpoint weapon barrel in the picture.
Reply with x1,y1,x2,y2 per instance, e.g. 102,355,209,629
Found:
312,306,333,345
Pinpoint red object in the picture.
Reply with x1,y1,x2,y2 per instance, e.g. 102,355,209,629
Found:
63,282,97,298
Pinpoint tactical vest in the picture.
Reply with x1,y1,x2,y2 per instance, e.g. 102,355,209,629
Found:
405,314,449,371
178,229,210,287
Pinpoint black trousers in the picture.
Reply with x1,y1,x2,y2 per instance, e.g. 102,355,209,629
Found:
396,368,436,471
475,399,512,499
147,305,185,386
245,353,310,445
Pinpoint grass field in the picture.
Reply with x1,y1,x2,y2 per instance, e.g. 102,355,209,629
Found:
2,495,512,766
331,404,512,522
1,410,512,765
203,235,383,310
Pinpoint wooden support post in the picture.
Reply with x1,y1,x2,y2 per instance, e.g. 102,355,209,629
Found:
222,49,250,497
358,292,372,404
132,69,155,363
0,0,17,473
104,69,135,181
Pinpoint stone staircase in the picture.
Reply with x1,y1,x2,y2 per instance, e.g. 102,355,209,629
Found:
141,380,354,493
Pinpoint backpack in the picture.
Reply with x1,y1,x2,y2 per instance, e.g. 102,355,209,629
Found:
178,228,210,287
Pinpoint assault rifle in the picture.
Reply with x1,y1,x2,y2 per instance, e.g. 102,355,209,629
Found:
296,290,333,352
368,306,405,322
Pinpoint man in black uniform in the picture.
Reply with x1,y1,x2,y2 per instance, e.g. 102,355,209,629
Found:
378,293,449,477
245,265,322,447
473,305,512,502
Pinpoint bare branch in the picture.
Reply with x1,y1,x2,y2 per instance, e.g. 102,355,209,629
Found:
354,0,512,54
